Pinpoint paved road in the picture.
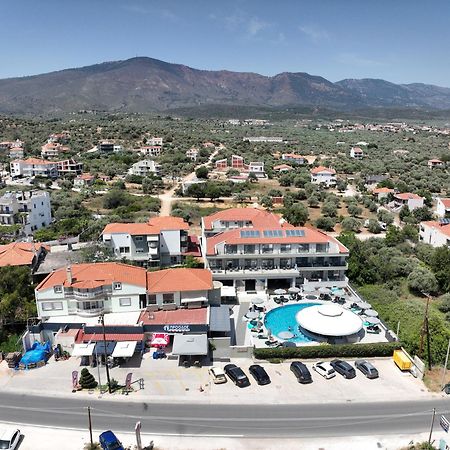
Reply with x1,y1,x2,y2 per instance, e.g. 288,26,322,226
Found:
1,392,448,437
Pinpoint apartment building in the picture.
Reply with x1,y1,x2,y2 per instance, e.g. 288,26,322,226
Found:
138,146,162,157
436,198,450,218
0,190,52,235
186,148,198,161
146,137,163,146
419,221,450,248
74,173,95,188
101,216,190,267
10,158,82,178
310,166,337,186
9,147,24,159
128,160,161,177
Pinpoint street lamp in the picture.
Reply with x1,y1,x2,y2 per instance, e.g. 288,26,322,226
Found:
98,314,112,393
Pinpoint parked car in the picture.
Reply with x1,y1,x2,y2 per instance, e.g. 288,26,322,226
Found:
330,359,356,379
99,430,125,450
208,366,227,384
290,361,312,384
249,364,271,385
0,428,21,450
355,360,379,379
224,364,250,387
312,361,336,379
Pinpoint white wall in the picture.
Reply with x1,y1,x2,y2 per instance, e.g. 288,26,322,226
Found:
420,223,450,248
160,230,181,256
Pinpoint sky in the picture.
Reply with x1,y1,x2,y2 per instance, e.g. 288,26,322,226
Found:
1,0,449,86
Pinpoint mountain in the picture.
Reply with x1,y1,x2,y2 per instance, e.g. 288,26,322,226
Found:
0,57,449,115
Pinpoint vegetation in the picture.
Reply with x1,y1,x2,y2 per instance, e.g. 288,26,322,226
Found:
79,368,98,389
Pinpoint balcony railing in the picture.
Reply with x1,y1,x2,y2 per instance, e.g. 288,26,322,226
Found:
67,289,108,299
76,306,105,317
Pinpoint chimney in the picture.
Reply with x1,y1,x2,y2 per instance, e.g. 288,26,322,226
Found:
66,265,72,284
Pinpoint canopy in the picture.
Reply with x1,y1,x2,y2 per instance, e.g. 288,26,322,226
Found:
220,285,236,298
364,309,378,317
274,289,287,295
296,304,363,337
366,317,381,325
251,297,265,305
181,296,207,303
94,341,116,356
318,287,331,294
288,287,301,294
72,343,95,357
112,341,137,358
209,305,231,332
172,334,208,356
302,285,316,293
246,310,259,319
357,301,371,309
150,333,170,348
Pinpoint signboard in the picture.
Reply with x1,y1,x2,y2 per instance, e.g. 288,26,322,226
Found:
144,324,208,333
163,324,191,333
440,415,450,433
125,372,133,391
72,370,78,390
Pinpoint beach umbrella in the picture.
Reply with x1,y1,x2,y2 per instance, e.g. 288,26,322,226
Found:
274,289,287,295
357,301,371,310
288,287,301,294
366,317,381,324
318,287,331,294
251,297,265,305
246,310,259,319
302,285,316,293
364,309,378,317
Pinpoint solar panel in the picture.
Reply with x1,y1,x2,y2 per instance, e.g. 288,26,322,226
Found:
439,218,450,225
240,230,260,238
285,229,305,237
263,230,283,237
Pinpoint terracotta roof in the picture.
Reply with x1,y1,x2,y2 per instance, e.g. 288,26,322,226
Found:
351,147,363,152
147,268,213,293
428,159,443,163
394,193,423,200
273,164,293,171
282,153,306,159
76,173,95,180
102,216,189,236
439,198,450,208
138,307,208,325
36,262,147,291
202,207,283,230
0,242,48,267
206,227,348,255
421,221,450,237
372,187,395,194
310,166,336,174
22,158,56,165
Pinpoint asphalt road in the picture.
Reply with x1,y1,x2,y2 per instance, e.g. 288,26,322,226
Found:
0,392,449,438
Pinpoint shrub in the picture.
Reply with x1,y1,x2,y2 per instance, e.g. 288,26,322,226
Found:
79,368,98,389
254,342,401,361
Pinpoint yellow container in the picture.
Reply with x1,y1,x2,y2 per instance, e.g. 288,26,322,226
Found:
393,349,412,371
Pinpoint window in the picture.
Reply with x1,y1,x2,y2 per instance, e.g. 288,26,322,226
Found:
119,247,130,254
280,244,291,253
316,243,328,253
147,295,157,304
119,297,132,307
225,244,237,254
243,244,255,254
298,244,309,253
54,285,63,293
136,248,144,253
42,301,63,311
135,236,143,241
162,293,174,304
261,244,273,254
113,282,122,290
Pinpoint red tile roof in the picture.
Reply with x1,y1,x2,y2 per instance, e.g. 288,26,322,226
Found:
102,216,189,236
439,198,450,208
206,227,348,255
138,307,208,325
0,242,48,267
22,158,56,165
282,153,306,159
147,268,212,293
372,187,395,194
310,166,336,174
36,262,147,291
273,164,293,171
428,159,443,163
395,193,423,200
202,207,283,230
422,221,450,237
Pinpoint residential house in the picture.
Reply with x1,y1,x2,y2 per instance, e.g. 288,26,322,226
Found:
436,198,450,218
41,143,70,159
231,155,245,170
74,173,95,188
0,190,52,235
146,137,163,146
56,159,83,176
393,193,424,211
372,187,395,201
138,146,162,157
186,148,199,161
350,147,364,159
310,166,337,187
0,242,48,270
0,140,24,151
97,142,115,153
248,161,265,177
48,132,70,144
428,159,444,169
10,158,82,178
215,159,228,171
281,154,307,165
101,216,190,267
128,160,161,177
273,164,293,172
419,221,450,248
9,147,24,159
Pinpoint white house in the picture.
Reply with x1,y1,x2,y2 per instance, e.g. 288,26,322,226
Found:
248,161,265,177
350,147,364,159
138,146,162,157
146,137,163,146
9,147,24,159
281,154,307,165
128,160,161,177
310,166,337,186
393,193,424,211
186,148,198,161
428,159,444,169
436,198,450,218
419,221,450,248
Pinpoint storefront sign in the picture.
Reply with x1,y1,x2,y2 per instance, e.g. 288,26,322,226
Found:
163,324,191,333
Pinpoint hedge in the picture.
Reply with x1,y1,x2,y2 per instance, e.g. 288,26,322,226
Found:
254,342,402,361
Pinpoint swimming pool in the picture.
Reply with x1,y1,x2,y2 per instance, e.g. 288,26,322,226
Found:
264,303,320,344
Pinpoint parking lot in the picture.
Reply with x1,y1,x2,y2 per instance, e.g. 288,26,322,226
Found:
0,356,441,405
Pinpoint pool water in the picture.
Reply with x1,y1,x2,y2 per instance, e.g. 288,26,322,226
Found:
264,303,320,343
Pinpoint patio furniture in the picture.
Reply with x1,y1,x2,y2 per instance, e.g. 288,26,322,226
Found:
280,296,288,303
366,325,381,334
274,297,282,304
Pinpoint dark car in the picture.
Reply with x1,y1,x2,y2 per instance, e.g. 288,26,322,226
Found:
249,364,271,385
224,364,250,387
290,361,312,384
355,360,379,379
330,359,356,379
99,430,124,450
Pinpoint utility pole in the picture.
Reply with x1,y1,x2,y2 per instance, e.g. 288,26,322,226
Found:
428,408,436,445
441,338,450,390
99,314,111,393
87,406,93,447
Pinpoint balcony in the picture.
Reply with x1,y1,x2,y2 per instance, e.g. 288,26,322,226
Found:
68,289,108,300
76,306,105,317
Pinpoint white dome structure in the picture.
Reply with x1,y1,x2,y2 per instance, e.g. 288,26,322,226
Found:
296,304,363,337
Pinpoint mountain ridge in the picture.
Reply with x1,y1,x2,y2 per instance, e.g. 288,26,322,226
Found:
0,56,449,115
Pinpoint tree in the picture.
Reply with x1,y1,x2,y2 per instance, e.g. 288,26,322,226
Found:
233,193,249,205
399,205,411,222
226,168,240,177
315,216,335,231
79,368,98,389
437,293,450,314
322,201,337,217
142,177,155,194
184,255,203,268
307,194,319,208
336,179,347,192
186,183,205,200
260,195,273,209
430,246,450,292
347,203,363,217
248,172,257,183
341,217,361,233
367,219,382,234
103,190,130,209
407,266,438,295
402,224,419,243
385,225,405,246
412,206,433,222
377,209,395,225
195,166,209,179
283,203,309,226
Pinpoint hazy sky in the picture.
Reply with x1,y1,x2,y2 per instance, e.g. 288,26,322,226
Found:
1,0,449,86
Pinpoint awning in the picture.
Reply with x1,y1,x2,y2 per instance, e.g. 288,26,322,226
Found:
72,343,95,357
112,341,137,358
220,285,236,298
181,296,207,303
172,334,208,356
94,341,116,356
209,305,231,333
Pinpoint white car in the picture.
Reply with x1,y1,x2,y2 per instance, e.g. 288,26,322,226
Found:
312,361,336,379
0,428,21,450
208,366,227,384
